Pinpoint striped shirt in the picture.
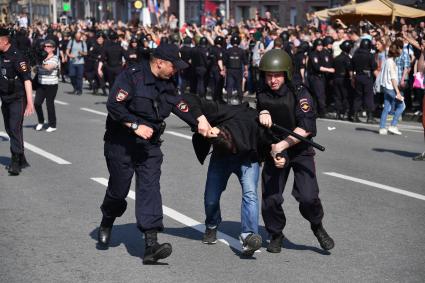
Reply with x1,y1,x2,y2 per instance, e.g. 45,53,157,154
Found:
38,55,59,85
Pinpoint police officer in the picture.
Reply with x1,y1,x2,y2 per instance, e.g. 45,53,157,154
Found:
98,32,125,89
307,38,335,117
293,41,309,84
256,49,334,253
351,38,377,123
125,37,141,67
179,36,193,94
323,36,335,109
97,43,212,264
209,36,226,103
333,40,354,120
223,34,248,104
0,28,34,175
88,33,107,96
191,37,210,98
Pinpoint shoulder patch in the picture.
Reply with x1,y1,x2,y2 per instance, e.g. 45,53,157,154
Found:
116,89,129,102
299,98,311,113
176,100,189,112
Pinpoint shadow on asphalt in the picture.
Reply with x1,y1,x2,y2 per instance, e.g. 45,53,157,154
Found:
355,127,378,134
89,221,329,258
373,148,420,158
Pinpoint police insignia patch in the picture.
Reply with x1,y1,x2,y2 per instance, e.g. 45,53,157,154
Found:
177,101,189,112
300,98,310,113
19,62,28,72
116,89,129,101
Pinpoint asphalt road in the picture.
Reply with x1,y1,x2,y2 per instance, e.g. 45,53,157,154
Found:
1,82,424,283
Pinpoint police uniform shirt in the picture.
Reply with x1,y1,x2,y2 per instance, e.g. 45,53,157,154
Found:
105,61,198,141
179,45,192,65
209,46,224,69
0,45,31,97
223,46,247,69
256,84,317,152
191,46,209,68
352,49,377,74
321,49,333,68
101,42,125,67
333,52,352,78
307,50,323,76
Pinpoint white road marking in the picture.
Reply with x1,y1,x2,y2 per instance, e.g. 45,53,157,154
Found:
54,100,69,105
32,94,69,105
91,177,244,252
319,118,423,133
164,131,192,140
323,172,425,201
80,107,107,116
0,131,71,165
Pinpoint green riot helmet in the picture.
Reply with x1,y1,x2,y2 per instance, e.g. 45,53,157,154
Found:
259,49,293,81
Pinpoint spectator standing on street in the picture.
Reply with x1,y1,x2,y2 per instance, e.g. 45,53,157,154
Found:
66,32,87,95
413,46,425,160
34,40,60,132
378,42,405,135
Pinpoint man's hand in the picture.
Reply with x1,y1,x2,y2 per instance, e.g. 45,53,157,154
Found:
197,115,212,137
206,127,220,138
24,103,34,117
134,125,153,139
273,155,286,168
259,110,272,128
400,80,406,88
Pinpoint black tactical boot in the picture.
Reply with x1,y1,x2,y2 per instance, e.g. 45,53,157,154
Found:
350,112,361,123
312,223,335,250
266,233,284,253
19,153,30,169
366,112,377,124
97,216,115,246
143,230,172,264
8,153,21,176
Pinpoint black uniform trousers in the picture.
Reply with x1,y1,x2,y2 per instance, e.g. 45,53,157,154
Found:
226,69,243,100
1,96,26,154
261,151,324,236
104,65,122,89
309,75,326,116
195,66,207,98
34,84,58,128
101,139,164,232
210,67,224,102
353,74,374,113
333,78,351,114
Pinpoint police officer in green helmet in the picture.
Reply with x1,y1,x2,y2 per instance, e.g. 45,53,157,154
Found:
256,49,335,253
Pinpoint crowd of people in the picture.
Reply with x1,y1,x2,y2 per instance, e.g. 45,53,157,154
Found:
3,14,425,128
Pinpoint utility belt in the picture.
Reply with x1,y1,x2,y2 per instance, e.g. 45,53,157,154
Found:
0,76,19,96
310,72,324,78
355,70,372,77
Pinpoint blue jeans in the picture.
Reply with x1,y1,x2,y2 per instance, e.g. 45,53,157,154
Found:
68,63,84,92
379,87,406,129
204,152,260,236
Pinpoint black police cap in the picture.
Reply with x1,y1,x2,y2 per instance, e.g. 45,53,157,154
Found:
153,43,189,70
0,28,11,37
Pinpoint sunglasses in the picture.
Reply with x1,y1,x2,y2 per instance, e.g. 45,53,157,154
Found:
44,45,54,48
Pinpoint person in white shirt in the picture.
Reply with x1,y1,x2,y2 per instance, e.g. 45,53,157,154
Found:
378,42,405,135
34,40,60,132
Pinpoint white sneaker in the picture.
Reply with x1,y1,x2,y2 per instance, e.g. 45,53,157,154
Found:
46,127,57,133
388,126,402,135
379,128,388,135
35,123,44,131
